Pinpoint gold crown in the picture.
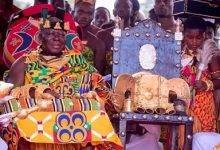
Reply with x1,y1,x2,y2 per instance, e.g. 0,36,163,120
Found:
38,18,70,31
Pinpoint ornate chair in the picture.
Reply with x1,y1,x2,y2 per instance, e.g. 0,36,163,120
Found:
112,19,193,150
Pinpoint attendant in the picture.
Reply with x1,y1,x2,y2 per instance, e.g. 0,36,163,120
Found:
93,7,111,29
151,0,177,32
73,0,106,75
180,16,220,148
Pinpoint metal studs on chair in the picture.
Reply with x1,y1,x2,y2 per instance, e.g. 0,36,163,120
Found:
146,33,150,38
132,115,137,119
114,48,119,52
111,47,119,52
165,34,170,38
113,74,118,78
134,33,140,37
178,116,182,121
187,135,192,140
114,38,120,41
134,22,139,26
176,64,181,68
120,131,125,137
177,41,181,45
113,60,119,65
144,24,150,28
124,27,130,30
188,117,193,121
176,50,181,54
120,113,126,119
166,116,170,120
142,115,147,119
154,114,159,119
156,33,160,37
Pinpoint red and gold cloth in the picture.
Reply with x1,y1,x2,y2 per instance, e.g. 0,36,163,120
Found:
181,59,216,132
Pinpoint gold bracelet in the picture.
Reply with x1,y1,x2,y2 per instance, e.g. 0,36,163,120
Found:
211,70,220,75
204,80,214,91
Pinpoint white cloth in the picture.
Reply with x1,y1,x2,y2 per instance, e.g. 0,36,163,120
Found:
193,132,220,150
126,133,161,150
126,125,161,150
0,137,8,150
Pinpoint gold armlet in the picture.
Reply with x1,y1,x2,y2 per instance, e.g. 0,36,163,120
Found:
211,70,220,75
204,80,214,91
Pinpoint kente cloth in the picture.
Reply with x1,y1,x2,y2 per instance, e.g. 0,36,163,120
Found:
3,87,103,113
1,50,121,149
177,53,216,149
105,50,113,76
81,46,94,67
25,49,97,94
181,62,216,132
19,49,108,111
18,111,121,148
1,111,122,150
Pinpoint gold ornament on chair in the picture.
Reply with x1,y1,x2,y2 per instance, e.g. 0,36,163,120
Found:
114,72,191,114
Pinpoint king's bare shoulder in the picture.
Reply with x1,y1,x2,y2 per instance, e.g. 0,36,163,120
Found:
8,56,27,86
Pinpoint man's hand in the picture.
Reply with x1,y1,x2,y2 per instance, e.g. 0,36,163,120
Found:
0,113,13,127
42,88,60,99
194,80,207,92
0,82,14,99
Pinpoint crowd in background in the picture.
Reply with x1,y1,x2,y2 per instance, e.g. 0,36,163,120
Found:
0,0,220,150
0,0,218,77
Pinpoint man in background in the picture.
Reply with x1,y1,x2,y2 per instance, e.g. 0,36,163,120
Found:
205,21,215,40
93,7,111,28
73,0,102,35
150,0,176,32
73,0,106,75
96,0,134,77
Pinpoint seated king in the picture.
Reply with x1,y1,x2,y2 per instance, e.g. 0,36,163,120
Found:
2,13,121,150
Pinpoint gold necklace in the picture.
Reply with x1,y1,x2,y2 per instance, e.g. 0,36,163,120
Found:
184,46,197,57
38,54,70,70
